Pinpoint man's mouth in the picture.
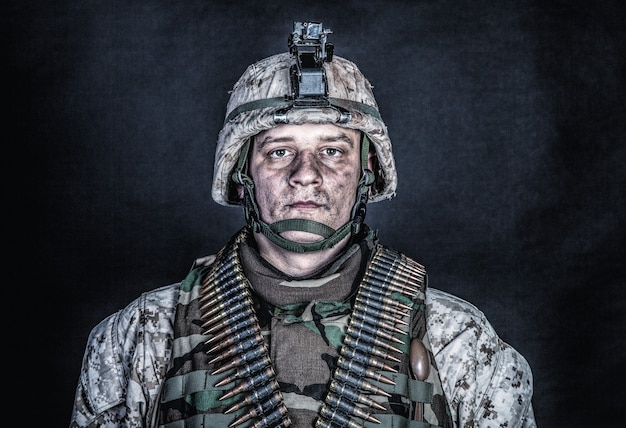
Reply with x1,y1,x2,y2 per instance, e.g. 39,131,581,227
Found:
289,200,321,209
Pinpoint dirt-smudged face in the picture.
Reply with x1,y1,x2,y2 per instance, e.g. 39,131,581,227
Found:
247,123,363,244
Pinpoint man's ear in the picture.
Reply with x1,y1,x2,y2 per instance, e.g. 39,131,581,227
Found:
367,149,376,172
367,148,381,198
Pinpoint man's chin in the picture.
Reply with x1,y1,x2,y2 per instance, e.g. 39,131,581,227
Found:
280,231,325,244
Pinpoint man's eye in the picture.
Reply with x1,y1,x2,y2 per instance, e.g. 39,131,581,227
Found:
270,149,288,158
323,148,340,157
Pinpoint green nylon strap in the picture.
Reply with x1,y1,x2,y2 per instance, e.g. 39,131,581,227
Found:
270,218,335,238
363,414,439,428
259,219,353,253
170,334,207,360
224,96,383,124
409,378,434,403
160,369,236,403
358,133,375,187
232,138,252,187
158,412,437,428
330,98,383,121
158,413,238,428
371,372,434,403
361,134,370,174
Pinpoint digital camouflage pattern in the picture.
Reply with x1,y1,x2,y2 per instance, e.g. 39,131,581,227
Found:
157,227,452,427
426,293,536,426
70,230,535,427
70,284,177,427
212,52,398,206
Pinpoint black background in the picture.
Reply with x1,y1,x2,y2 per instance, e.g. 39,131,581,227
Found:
8,0,625,426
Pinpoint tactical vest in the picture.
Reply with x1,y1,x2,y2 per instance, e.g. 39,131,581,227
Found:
157,227,453,427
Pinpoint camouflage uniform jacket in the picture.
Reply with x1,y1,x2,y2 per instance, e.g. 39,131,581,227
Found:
70,267,536,428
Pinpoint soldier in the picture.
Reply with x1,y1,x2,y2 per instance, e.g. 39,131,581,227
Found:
71,22,535,428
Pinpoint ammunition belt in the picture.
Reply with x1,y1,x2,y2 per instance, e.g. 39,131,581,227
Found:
194,229,436,428
197,229,291,428
317,246,430,428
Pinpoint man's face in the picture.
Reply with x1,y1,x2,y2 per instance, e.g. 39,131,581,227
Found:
247,123,363,244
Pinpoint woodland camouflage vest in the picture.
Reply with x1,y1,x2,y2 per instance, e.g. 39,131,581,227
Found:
157,227,453,428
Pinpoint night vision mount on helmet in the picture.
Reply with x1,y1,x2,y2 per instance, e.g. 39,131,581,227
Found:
212,21,398,253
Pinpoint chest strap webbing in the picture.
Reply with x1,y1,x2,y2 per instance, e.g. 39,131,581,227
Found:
158,228,452,427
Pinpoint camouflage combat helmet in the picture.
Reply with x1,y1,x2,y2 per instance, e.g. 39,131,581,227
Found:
212,22,397,253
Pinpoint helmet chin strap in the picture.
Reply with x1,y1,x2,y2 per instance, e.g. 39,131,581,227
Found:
232,135,374,254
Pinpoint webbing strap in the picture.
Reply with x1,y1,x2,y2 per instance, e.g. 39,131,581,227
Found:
270,218,335,238
159,413,237,428
161,235,448,427
161,369,236,402
259,219,352,253
224,96,383,124
364,414,439,428
370,372,433,403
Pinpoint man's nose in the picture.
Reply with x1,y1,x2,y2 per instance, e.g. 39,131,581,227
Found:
289,153,322,186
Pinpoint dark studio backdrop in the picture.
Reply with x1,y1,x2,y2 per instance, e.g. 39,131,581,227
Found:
8,0,625,426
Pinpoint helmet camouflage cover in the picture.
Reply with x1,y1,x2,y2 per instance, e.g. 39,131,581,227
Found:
212,51,397,206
